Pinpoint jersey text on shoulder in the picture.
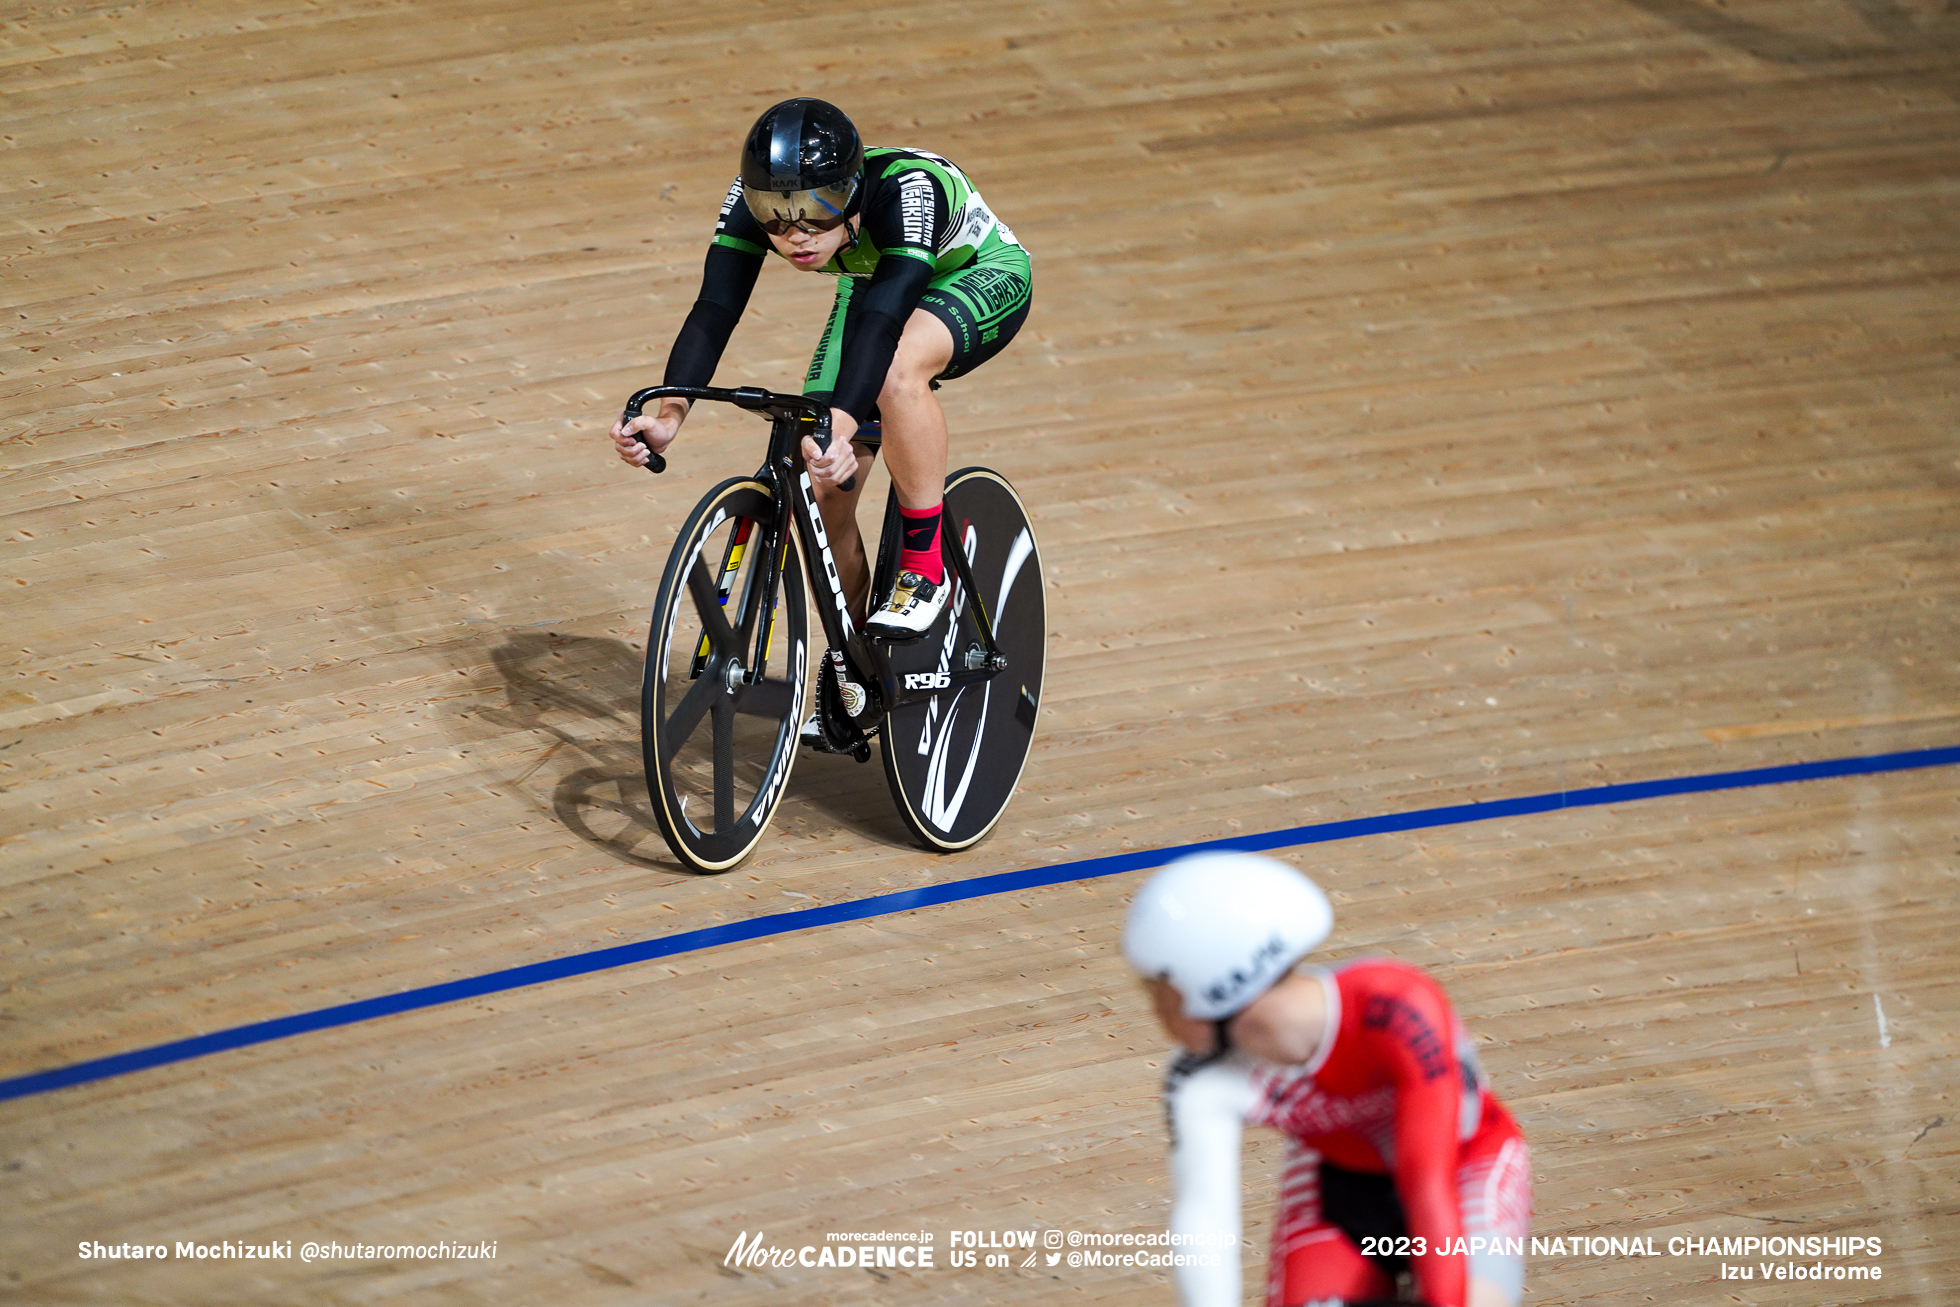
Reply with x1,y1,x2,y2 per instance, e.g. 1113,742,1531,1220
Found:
1361,993,1450,1081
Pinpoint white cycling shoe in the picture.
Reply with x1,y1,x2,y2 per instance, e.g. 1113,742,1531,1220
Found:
863,571,950,643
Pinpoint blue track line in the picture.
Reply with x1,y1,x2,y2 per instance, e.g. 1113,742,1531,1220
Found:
5,743,1957,1105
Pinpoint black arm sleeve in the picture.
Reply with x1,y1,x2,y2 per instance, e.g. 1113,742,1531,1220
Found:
829,255,935,421
661,242,764,389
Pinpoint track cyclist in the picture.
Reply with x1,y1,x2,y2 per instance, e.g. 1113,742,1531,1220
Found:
1124,853,1531,1307
610,97,1032,674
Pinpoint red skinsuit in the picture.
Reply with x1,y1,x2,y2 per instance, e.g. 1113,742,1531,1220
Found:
1163,959,1528,1307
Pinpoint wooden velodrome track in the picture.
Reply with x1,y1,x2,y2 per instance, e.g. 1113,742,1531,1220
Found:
5,0,1957,1302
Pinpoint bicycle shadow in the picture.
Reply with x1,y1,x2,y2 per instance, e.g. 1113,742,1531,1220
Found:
478,631,909,870
473,631,664,868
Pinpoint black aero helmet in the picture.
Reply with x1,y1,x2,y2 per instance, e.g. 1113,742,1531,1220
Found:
739,98,863,234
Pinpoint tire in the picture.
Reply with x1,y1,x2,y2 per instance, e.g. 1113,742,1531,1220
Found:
642,477,809,872
879,467,1045,851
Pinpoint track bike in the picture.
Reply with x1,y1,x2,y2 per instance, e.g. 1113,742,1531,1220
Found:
621,384,1044,874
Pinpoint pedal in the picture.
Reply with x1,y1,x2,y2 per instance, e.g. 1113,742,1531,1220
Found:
804,727,861,757
803,719,877,757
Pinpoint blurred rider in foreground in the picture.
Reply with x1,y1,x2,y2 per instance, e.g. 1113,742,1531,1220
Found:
1124,852,1530,1307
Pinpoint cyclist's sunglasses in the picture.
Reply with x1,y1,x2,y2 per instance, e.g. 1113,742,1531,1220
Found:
757,210,850,237
745,179,857,237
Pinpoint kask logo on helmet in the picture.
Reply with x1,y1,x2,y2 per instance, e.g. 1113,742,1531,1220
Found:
1202,932,1290,1010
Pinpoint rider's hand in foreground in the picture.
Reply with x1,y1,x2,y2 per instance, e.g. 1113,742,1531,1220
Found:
612,398,689,467
800,407,860,490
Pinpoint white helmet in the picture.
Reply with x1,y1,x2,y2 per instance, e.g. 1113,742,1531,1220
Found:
1122,852,1333,1019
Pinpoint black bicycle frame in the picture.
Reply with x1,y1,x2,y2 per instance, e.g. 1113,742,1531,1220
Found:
622,383,1005,723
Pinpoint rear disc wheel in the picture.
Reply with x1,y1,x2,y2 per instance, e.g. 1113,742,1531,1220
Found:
879,467,1045,851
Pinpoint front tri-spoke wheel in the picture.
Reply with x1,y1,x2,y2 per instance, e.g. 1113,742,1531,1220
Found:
643,478,809,872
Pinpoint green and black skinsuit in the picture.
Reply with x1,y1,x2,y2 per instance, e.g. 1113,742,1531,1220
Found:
662,147,1033,439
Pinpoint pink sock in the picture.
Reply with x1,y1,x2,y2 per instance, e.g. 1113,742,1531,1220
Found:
897,503,944,585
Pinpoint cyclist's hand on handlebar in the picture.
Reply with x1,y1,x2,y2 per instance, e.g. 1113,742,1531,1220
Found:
612,399,687,468
801,407,860,490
